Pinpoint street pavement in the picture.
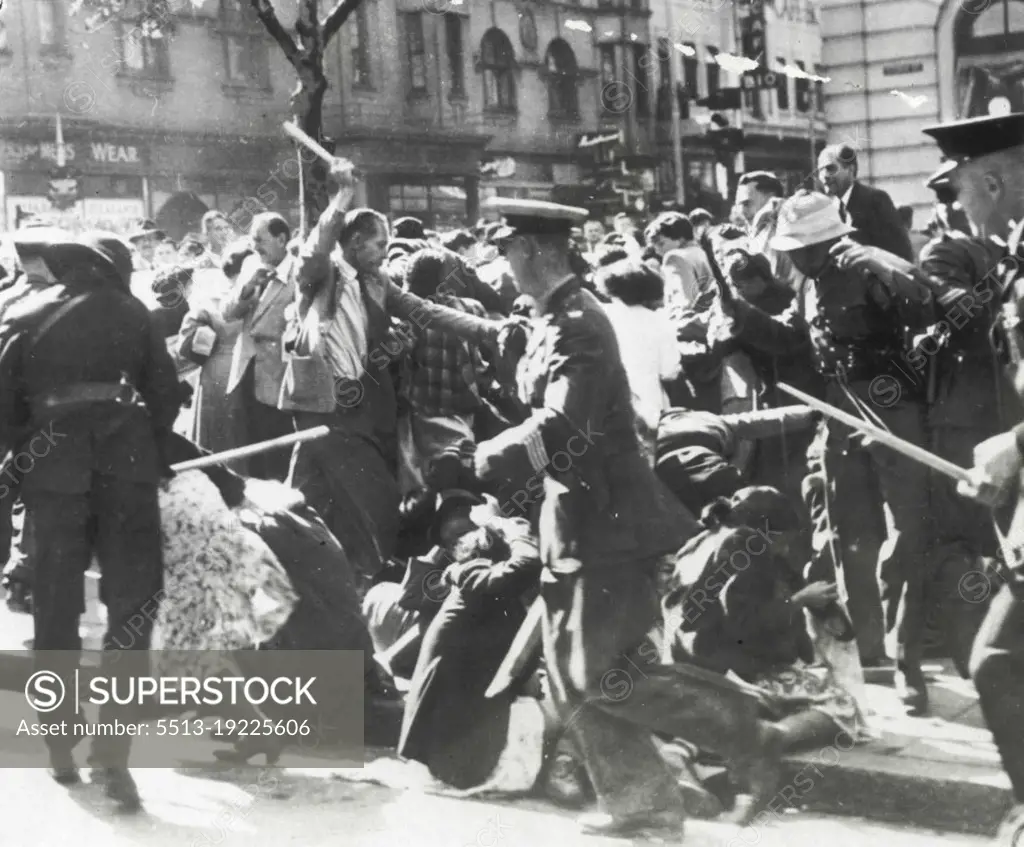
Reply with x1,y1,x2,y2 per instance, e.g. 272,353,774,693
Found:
0,759,997,847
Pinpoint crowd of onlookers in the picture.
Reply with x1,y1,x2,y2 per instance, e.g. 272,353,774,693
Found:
0,140,986,806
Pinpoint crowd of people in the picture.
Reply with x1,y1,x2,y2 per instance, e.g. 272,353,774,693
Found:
1,115,1024,842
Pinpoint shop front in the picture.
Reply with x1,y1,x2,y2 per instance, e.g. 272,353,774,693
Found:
1,127,149,233
1,119,296,239
341,129,490,230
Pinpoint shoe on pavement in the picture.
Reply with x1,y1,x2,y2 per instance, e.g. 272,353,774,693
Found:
48,749,80,786
90,768,142,813
895,667,929,717
577,807,686,837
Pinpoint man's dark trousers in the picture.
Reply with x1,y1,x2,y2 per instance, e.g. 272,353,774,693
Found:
27,473,163,769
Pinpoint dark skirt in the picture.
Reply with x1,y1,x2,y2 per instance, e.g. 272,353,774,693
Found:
398,590,526,789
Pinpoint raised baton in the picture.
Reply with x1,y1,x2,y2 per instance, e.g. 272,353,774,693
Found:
282,121,355,174
776,382,972,484
170,426,330,473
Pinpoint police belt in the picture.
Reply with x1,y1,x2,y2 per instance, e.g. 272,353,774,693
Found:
812,341,906,383
30,381,144,419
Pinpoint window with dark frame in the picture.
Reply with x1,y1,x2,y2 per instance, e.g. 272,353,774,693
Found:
633,43,650,116
599,44,617,113
220,0,268,88
682,43,699,98
445,13,465,96
656,38,671,120
351,1,372,87
406,12,427,93
814,63,825,113
481,28,517,112
776,57,790,109
546,39,579,118
706,46,720,97
120,23,171,79
795,59,810,111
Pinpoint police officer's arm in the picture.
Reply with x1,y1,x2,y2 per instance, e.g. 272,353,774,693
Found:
916,235,1002,324
139,311,186,433
726,295,809,357
475,309,608,484
388,282,502,349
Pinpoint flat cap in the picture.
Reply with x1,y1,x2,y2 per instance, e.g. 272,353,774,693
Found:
922,112,1024,163
484,197,589,243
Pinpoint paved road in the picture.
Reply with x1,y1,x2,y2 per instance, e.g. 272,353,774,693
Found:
0,759,996,847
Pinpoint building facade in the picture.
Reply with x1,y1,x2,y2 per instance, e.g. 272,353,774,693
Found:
0,0,670,233
0,0,306,237
327,0,662,224
648,0,827,214
818,0,1022,218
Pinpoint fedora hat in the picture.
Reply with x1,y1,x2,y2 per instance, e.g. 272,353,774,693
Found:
125,218,166,243
769,190,854,252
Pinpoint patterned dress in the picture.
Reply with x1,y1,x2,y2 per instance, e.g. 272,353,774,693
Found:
150,470,297,680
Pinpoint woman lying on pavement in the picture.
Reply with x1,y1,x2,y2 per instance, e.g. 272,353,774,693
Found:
663,485,867,752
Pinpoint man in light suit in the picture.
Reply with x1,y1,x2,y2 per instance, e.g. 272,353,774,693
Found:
817,144,915,262
222,212,295,479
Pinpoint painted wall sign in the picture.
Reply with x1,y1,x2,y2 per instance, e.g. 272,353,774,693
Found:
883,62,924,76
0,139,145,168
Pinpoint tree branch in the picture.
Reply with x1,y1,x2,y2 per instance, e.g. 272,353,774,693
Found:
321,0,363,47
249,0,301,65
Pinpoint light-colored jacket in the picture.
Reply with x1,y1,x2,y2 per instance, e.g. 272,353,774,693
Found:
222,254,296,406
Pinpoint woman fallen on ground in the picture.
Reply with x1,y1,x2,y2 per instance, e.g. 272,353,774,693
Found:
663,485,865,752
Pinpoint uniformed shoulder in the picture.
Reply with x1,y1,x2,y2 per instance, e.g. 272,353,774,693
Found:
919,231,999,281
547,288,617,355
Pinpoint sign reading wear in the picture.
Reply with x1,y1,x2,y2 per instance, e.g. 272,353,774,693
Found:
0,139,147,170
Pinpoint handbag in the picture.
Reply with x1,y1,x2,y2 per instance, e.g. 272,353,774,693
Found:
278,300,337,414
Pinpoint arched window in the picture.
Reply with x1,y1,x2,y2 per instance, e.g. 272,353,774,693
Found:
545,39,579,118
481,29,517,112
954,0,1024,117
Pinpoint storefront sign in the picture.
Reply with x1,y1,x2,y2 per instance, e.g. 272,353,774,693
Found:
0,138,146,169
883,62,924,77
5,196,85,230
4,196,144,233
738,0,767,63
81,198,146,233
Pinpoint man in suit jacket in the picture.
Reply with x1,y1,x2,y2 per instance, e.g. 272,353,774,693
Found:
222,212,295,480
817,144,915,262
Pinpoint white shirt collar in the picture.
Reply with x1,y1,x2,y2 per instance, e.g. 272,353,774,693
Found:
337,253,359,281
841,185,853,207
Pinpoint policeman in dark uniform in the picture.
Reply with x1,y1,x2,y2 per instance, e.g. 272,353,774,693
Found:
929,109,1024,846
0,227,73,598
475,198,783,837
722,191,937,714
0,231,181,811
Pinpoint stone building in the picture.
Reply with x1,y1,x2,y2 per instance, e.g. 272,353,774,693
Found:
648,0,827,213
0,0,305,237
819,0,1022,217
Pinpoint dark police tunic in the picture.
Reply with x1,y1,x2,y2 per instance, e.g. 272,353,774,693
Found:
0,265,180,766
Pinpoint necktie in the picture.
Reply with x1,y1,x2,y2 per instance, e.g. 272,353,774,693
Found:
838,199,849,223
